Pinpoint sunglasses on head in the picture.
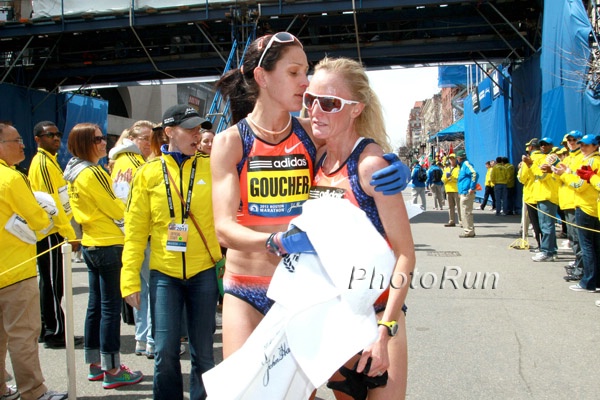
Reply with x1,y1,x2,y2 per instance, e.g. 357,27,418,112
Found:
257,32,302,69
303,92,359,113
93,136,107,144
37,132,63,139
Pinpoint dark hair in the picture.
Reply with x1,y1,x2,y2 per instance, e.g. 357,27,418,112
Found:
33,121,57,137
67,123,101,162
502,157,509,164
216,33,303,125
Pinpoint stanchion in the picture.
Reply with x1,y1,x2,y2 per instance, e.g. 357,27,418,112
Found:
509,202,530,249
61,241,77,399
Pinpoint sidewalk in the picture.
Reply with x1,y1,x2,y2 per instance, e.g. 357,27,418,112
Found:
9,193,598,399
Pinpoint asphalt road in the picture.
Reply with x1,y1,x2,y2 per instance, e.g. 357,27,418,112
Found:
7,192,598,399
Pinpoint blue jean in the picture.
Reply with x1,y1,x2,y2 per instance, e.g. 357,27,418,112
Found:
564,209,583,276
537,201,558,256
494,184,507,214
134,243,153,346
575,208,600,291
82,245,123,370
150,268,218,400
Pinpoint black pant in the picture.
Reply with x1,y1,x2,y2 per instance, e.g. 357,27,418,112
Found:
481,185,496,209
37,232,65,341
526,203,542,248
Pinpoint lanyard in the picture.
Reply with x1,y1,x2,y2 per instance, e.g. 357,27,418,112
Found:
161,157,197,220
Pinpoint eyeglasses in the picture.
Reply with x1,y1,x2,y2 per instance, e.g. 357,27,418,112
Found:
0,138,24,145
257,32,302,69
93,136,107,144
303,92,359,113
37,132,63,139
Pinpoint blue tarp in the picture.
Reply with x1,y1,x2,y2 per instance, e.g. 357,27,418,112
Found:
463,73,511,199
438,65,477,88
0,83,108,170
540,0,598,140
429,118,464,142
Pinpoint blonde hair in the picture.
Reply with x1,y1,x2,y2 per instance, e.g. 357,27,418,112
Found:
313,57,391,152
128,120,154,139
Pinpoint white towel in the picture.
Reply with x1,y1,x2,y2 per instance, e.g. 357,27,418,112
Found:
204,198,398,399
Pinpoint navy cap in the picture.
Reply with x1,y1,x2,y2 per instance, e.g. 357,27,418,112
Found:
162,105,212,130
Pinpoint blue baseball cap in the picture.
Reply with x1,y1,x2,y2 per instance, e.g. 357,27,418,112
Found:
566,130,583,140
539,137,554,146
577,134,600,145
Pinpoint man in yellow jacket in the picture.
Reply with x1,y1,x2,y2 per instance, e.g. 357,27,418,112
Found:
0,123,68,400
28,121,82,349
528,137,560,262
442,154,461,227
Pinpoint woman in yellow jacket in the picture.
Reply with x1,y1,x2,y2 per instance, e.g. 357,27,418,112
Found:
64,123,142,389
108,120,156,357
121,105,221,400
554,134,600,292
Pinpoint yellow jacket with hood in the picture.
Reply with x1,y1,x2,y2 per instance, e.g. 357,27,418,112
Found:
63,157,125,246
0,160,52,289
120,151,221,298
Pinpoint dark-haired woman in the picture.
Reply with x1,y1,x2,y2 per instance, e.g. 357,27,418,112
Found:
212,32,409,359
64,123,142,389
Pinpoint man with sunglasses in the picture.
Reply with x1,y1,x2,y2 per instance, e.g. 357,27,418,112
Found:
28,121,83,350
0,123,69,400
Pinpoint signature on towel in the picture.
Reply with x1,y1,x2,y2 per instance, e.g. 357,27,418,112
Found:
262,342,291,386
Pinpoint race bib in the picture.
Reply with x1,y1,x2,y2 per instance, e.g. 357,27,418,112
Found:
166,223,188,252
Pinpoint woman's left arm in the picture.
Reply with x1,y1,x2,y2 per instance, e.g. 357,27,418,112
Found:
354,145,416,376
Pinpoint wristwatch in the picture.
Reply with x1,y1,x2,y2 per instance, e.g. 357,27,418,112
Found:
377,320,399,337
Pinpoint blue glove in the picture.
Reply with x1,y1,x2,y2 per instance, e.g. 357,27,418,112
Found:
278,226,316,254
370,153,410,195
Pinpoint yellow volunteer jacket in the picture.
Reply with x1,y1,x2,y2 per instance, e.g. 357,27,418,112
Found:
63,158,124,246
28,148,76,240
484,168,494,187
121,152,221,298
0,160,52,289
589,173,600,219
556,149,582,210
530,151,559,205
490,164,508,185
518,151,544,205
561,151,600,218
505,163,515,188
110,151,145,180
442,165,459,193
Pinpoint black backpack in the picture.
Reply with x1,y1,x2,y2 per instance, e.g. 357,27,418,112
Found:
417,167,427,182
431,168,442,183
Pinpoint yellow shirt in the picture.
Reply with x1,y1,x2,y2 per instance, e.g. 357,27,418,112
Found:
442,165,459,193
0,160,52,289
28,148,76,240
